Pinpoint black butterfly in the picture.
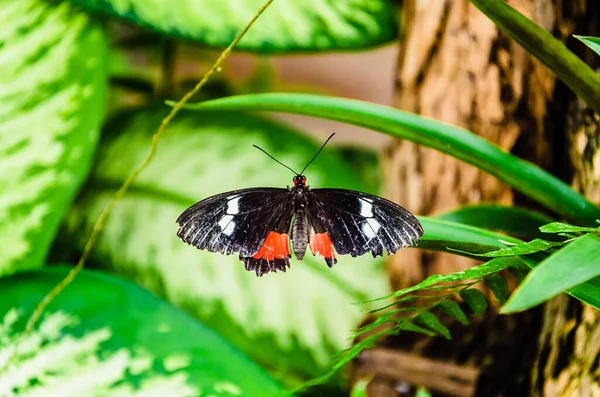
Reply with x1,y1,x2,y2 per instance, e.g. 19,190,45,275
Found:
177,134,423,276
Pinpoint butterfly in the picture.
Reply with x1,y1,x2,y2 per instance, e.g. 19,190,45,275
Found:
176,133,424,276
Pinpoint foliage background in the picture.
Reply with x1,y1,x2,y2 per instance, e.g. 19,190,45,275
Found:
1,0,401,395
2,0,600,396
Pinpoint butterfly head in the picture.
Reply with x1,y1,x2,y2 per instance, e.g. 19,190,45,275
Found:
293,175,306,187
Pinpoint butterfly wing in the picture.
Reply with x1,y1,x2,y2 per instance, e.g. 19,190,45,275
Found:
307,189,423,263
176,188,294,276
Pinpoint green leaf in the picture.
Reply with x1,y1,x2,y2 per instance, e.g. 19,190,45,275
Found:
365,257,522,303
502,234,600,313
568,277,600,311
468,0,600,114
575,36,600,57
459,289,488,316
381,218,600,317
395,322,438,337
539,222,599,234
477,239,565,258
415,312,451,340
437,205,556,240
0,1,107,275
350,376,373,397
436,300,469,325
67,0,397,52
0,267,283,396
509,261,530,283
416,387,433,397
484,275,509,304
417,217,521,256
59,107,389,385
175,93,600,224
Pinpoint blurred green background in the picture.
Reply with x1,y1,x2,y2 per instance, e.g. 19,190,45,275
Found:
0,0,399,396
3,1,600,396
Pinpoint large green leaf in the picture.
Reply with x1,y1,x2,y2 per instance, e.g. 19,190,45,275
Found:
468,0,600,114
67,0,397,52
175,93,600,224
437,205,555,240
0,267,283,396
59,107,389,384
502,234,600,313
0,1,107,275
417,217,520,255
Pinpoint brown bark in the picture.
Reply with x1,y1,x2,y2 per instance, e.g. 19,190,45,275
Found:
530,2,600,395
386,0,556,290
350,0,599,395
533,73,600,397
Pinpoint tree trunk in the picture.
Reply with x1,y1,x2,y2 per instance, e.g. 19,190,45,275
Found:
532,13,600,392
386,0,557,291
351,0,599,395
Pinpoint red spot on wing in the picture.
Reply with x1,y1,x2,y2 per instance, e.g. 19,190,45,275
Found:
252,232,290,261
310,232,337,261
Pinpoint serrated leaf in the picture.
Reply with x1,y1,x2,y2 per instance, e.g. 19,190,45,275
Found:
415,312,451,340
395,322,439,337
58,107,389,385
459,289,488,316
67,0,397,52
478,239,565,257
436,300,469,325
539,222,599,234
575,36,600,57
484,274,509,304
364,257,522,303
502,234,600,313
0,267,283,396
0,1,107,275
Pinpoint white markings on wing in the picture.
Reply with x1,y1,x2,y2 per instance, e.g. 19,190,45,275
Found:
359,198,374,217
218,214,235,237
226,196,241,215
362,218,381,240
218,215,234,229
358,198,382,243
222,221,236,236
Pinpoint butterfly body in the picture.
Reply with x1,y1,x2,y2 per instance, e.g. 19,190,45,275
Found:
176,173,423,276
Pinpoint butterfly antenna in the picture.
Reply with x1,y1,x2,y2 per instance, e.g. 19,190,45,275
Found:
300,133,335,175
252,145,299,175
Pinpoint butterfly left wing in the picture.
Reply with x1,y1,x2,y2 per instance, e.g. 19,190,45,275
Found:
306,189,423,264
176,188,294,276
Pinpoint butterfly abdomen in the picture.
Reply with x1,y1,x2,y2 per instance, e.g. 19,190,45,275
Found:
292,208,308,260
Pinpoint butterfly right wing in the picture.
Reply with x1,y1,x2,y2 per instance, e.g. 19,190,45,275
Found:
307,188,423,263
176,188,294,271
